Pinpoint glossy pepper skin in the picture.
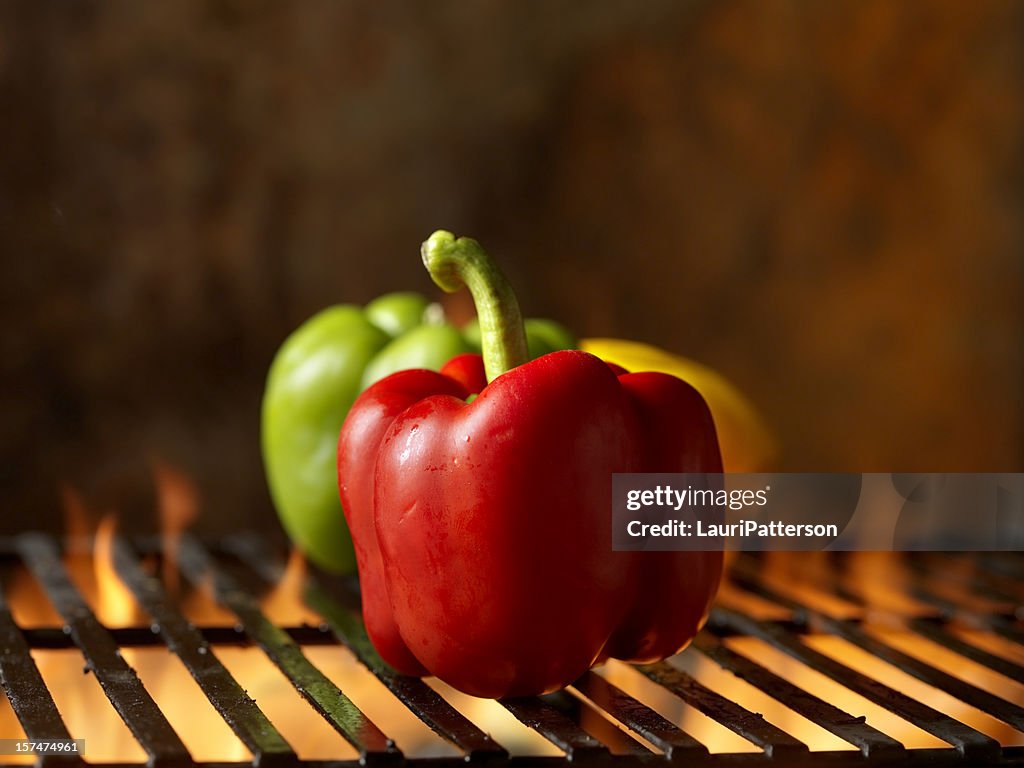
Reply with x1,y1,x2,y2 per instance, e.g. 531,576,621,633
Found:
338,232,723,698
580,338,777,472
262,291,573,573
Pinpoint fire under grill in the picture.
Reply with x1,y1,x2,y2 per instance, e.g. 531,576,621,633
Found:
2,532,1024,768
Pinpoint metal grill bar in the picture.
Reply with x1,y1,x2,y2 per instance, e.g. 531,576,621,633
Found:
729,565,1024,733
304,582,508,759
571,670,708,760
906,575,1017,627
729,557,1007,761
984,618,1024,648
499,696,610,759
4,536,1023,767
692,632,903,757
109,535,296,766
977,554,1024,591
637,660,809,758
531,690,654,757
228,534,699,762
15,533,192,767
16,625,334,649
0,591,79,767
174,534,399,763
908,618,1024,686
919,554,1024,605
226,533,508,760
713,605,1000,759
786,553,1024,689
901,556,1024,646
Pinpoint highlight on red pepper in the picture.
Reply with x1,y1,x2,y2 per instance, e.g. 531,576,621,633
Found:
337,231,724,698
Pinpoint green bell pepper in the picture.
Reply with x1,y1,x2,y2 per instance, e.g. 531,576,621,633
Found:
261,291,574,572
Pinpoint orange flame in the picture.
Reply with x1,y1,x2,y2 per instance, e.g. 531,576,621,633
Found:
60,484,93,542
152,459,199,597
260,548,320,625
93,515,141,627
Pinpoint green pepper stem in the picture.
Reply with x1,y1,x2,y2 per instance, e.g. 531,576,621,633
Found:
422,231,529,383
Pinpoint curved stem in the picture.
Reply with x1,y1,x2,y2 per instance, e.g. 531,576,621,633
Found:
421,230,529,383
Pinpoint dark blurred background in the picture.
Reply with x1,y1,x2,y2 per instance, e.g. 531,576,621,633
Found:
1,1,1021,536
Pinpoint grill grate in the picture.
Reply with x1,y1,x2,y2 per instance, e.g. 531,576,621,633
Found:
1,533,1023,767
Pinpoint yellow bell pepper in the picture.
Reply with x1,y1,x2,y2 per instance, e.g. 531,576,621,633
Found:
580,338,777,473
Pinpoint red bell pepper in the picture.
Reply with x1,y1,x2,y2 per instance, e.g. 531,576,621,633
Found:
338,231,723,698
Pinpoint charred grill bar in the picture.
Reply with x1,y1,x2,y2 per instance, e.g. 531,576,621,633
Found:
1,533,1023,767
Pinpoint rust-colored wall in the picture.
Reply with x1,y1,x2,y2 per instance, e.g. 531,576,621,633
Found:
1,1,1021,535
